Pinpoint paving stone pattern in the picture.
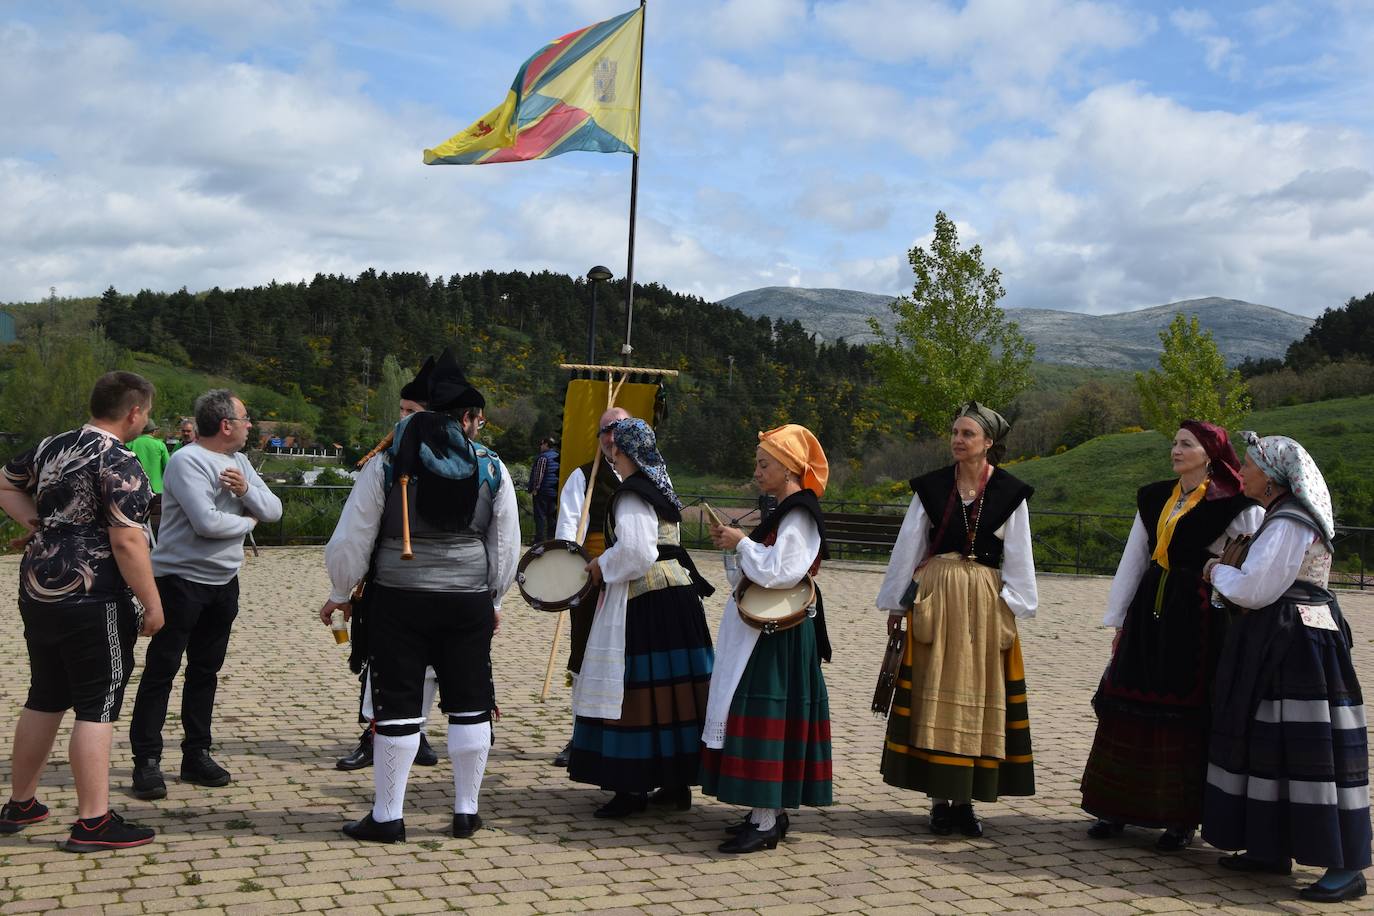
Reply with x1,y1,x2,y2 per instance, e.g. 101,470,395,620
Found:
1,548,1371,914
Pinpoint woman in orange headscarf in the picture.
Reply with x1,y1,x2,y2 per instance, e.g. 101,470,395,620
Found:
700,424,833,854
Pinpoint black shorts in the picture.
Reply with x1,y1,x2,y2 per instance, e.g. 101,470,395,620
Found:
367,585,494,723
21,596,140,723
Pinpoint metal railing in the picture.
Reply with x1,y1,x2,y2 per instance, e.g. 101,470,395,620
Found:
3,486,1368,589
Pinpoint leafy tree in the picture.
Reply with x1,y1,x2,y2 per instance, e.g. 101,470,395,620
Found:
0,328,129,461
1285,291,1374,370
1135,313,1251,436
867,211,1035,431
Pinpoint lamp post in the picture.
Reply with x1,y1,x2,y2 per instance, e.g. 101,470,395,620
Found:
586,265,612,364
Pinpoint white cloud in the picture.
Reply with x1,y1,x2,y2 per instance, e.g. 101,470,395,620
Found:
974,84,1374,313
1170,6,1241,76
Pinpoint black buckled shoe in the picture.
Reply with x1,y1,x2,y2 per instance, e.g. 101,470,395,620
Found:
0,797,49,834
452,813,483,838
336,729,373,771
414,734,438,767
718,820,781,854
953,803,983,838
1087,818,1124,839
929,801,954,836
552,740,572,768
1299,872,1367,903
649,786,691,811
131,757,167,800
342,812,405,844
180,749,231,787
593,792,647,819
725,811,790,839
1217,853,1293,875
1155,827,1194,852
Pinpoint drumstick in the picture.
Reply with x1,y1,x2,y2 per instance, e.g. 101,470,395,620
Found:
702,502,726,529
399,474,414,560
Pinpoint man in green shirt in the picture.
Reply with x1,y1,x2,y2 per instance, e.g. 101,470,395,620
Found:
128,424,170,494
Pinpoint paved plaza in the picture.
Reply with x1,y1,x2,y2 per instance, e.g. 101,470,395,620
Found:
1,548,1371,914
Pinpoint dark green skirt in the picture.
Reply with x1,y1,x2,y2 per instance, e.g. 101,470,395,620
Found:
699,616,833,809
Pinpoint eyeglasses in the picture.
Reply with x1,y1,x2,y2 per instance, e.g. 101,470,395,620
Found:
599,423,619,436
225,416,252,424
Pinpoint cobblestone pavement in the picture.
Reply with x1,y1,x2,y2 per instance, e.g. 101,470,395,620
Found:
1,548,1371,915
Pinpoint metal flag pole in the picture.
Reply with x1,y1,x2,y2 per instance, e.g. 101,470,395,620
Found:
621,0,646,366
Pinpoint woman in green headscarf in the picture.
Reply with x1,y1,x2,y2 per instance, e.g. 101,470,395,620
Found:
875,401,1039,838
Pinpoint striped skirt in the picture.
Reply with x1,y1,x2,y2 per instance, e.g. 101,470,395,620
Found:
699,616,833,809
1202,593,1371,869
569,583,714,793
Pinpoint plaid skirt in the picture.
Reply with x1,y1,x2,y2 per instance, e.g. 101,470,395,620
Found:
699,616,832,809
1202,592,1371,869
569,583,713,793
881,637,1035,803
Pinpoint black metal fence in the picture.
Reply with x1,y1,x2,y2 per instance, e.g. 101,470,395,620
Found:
3,485,1368,589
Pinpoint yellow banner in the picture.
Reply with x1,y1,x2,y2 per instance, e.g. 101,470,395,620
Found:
558,379,659,492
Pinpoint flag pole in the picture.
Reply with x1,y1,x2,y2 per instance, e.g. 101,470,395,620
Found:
621,0,646,366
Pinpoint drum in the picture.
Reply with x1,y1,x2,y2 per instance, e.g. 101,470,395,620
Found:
735,575,816,635
516,539,596,612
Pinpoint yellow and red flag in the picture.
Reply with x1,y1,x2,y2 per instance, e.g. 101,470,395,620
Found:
424,7,643,166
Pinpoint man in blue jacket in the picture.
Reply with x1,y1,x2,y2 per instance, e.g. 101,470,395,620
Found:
528,436,559,542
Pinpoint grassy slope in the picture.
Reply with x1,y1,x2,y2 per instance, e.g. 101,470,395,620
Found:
1011,394,1374,521
129,357,320,427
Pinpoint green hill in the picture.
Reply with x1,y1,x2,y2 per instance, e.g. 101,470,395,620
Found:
1012,394,1374,527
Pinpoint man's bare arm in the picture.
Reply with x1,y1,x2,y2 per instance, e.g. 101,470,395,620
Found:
108,526,165,636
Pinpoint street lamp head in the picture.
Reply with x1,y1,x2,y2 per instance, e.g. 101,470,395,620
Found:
586,265,613,283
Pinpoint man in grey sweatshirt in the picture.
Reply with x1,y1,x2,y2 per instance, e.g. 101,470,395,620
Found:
128,389,282,799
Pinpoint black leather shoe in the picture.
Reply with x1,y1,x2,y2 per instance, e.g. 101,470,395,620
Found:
725,811,790,839
131,757,167,800
451,813,483,839
1299,872,1367,903
553,741,572,768
342,812,405,844
649,786,691,811
179,750,230,787
929,802,953,836
336,730,373,771
953,803,983,838
719,821,781,853
1155,827,1194,852
1087,818,1124,839
593,792,647,819
414,734,438,767
1217,853,1293,875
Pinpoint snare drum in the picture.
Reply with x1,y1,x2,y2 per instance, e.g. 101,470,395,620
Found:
517,539,596,612
735,575,816,635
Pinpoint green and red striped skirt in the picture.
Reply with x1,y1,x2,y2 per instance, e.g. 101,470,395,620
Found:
699,616,833,809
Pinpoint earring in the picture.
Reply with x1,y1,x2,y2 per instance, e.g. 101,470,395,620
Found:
1264,482,1273,498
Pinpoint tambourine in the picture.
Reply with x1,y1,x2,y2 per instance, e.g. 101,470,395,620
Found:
516,539,596,612
735,574,816,635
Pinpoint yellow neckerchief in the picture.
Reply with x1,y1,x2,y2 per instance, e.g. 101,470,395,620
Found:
1151,476,1208,570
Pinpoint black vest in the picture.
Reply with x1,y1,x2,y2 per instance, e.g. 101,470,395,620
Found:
1137,480,1256,576
749,489,832,663
910,465,1033,568
604,473,714,598
580,459,620,535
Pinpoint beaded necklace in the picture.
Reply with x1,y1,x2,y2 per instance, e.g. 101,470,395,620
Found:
957,464,992,558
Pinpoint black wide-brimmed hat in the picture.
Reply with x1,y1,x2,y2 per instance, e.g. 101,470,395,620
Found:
400,355,435,404
427,348,485,412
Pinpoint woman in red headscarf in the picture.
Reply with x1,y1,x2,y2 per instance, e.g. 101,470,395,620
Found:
700,424,833,854
1080,420,1262,851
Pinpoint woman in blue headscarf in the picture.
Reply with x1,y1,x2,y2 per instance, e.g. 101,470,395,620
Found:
1201,433,1370,904
567,419,715,819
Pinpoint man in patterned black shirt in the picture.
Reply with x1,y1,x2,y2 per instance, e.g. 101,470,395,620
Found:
0,371,167,852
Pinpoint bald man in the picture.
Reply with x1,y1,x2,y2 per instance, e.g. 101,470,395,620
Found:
550,407,629,767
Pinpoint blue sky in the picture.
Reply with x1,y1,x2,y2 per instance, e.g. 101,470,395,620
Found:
2,0,1371,316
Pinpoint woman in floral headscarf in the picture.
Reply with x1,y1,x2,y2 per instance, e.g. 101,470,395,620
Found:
1080,421,1262,852
1200,433,1369,904
700,424,833,854
876,401,1039,838
568,419,715,819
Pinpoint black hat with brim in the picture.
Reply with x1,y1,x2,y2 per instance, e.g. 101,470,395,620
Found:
400,355,435,404
428,347,485,412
